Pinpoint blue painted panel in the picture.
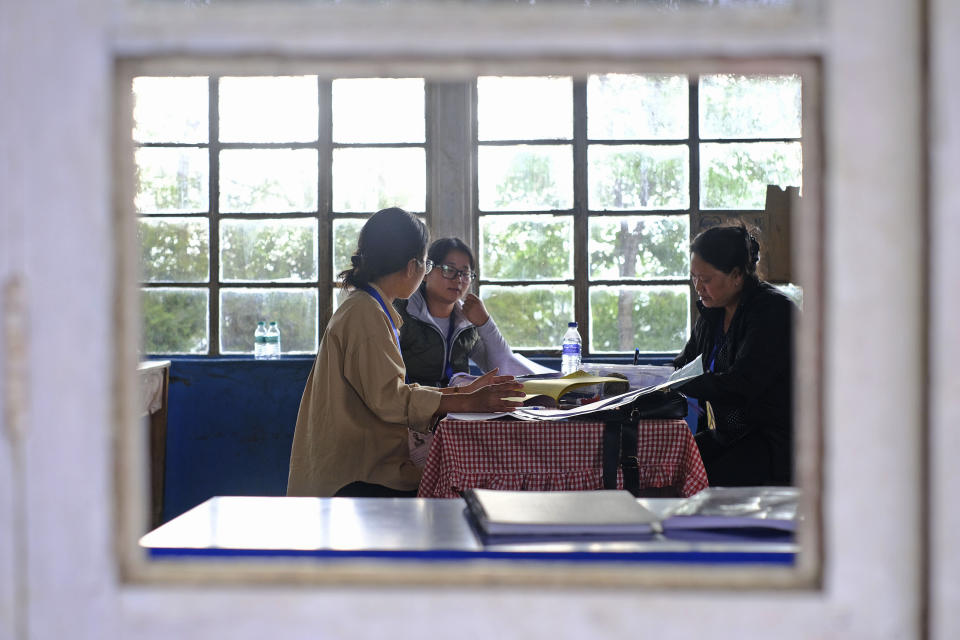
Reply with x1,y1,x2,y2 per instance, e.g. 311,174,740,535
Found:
163,358,313,523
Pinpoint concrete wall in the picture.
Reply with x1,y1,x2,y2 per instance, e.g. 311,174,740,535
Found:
1,1,955,639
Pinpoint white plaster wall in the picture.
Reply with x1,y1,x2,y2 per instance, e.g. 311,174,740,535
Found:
0,0,940,638
930,0,960,638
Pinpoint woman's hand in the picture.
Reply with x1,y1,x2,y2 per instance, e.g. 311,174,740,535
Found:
461,293,490,326
437,369,523,415
456,368,515,394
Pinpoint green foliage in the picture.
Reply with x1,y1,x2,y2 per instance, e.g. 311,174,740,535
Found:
480,286,574,350
589,147,688,210
493,151,567,211
220,221,316,282
135,149,207,213
590,287,689,353
481,216,571,280
138,219,209,282
701,142,802,209
220,290,318,354
141,289,208,354
589,216,688,280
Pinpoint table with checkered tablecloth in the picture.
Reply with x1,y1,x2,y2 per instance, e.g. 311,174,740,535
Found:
417,417,708,499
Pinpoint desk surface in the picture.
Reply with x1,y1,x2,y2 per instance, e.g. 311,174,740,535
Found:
140,496,796,565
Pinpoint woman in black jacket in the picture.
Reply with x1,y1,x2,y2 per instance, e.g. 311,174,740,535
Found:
673,225,796,486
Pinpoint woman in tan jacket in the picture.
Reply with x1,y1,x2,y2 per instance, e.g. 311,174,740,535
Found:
287,207,523,497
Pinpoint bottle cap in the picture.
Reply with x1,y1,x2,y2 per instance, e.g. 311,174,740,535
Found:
568,321,577,327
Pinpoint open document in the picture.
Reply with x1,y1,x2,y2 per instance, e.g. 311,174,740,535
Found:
447,355,704,422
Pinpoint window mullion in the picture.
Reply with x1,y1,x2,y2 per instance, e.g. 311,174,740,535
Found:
209,75,221,356
688,75,700,332
572,80,589,355
318,78,333,338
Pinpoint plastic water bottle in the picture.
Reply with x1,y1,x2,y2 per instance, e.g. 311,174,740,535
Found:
561,321,582,375
265,321,281,359
254,322,267,359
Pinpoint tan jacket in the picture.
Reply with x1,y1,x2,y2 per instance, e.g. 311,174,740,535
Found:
286,284,443,497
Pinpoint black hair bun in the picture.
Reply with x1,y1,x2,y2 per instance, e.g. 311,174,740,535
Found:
350,254,362,268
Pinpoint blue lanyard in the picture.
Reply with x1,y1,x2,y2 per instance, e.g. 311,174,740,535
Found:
707,317,726,373
360,285,401,352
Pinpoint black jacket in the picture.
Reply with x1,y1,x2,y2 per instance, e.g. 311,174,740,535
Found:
394,296,481,387
673,280,796,483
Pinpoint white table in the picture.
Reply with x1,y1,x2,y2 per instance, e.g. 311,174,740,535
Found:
140,496,796,564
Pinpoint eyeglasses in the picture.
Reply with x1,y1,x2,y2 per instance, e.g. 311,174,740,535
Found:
435,263,477,282
421,258,434,275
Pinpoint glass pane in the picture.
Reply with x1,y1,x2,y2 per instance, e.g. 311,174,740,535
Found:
589,215,689,280
479,285,574,350
219,149,318,213
587,74,688,140
132,76,208,143
699,74,802,139
700,141,802,209
141,288,208,354
138,218,209,283
478,76,572,141
332,148,426,213
218,76,319,143
332,218,364,277
588,144,689,210
478,145,573,211
220,219,317,283
480,214,572,281
589,285,690,353
332,78,425,143
220,288,318,355
135,147,209,214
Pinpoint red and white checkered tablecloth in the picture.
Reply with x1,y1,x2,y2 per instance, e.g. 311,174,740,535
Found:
417,418,708,499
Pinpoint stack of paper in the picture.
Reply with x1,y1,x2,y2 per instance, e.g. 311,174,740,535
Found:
661,486,799,532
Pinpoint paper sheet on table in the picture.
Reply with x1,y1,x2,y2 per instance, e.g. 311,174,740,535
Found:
445,355,704,422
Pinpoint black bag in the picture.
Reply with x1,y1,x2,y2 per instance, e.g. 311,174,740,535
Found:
599,390,689,496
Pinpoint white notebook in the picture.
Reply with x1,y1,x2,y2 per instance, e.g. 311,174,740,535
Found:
462,489,658,537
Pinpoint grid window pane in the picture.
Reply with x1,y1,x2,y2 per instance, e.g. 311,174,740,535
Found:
132,76,208,143
220,288,318,354
218,76,319,143
135,147,209,214
220,218,317,283
587,74,688,140
700,141,802,209
479,285,574,350
332,148,426,213
589,215,689,280
141,288,208,354
332,78,425,143
700,74,802,139
219,149,318,213
332,218,364,276
589,285,690,353
478,145,573,211
588,144,689,210
477,76,572,141
480,214,573,281
138,218,209,283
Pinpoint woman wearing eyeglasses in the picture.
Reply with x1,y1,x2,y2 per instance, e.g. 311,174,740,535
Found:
287,211,522,498
394,237,537,389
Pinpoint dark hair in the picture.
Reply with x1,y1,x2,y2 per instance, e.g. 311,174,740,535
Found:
690,224,761,283
338,207,429,289
426,237,476,273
